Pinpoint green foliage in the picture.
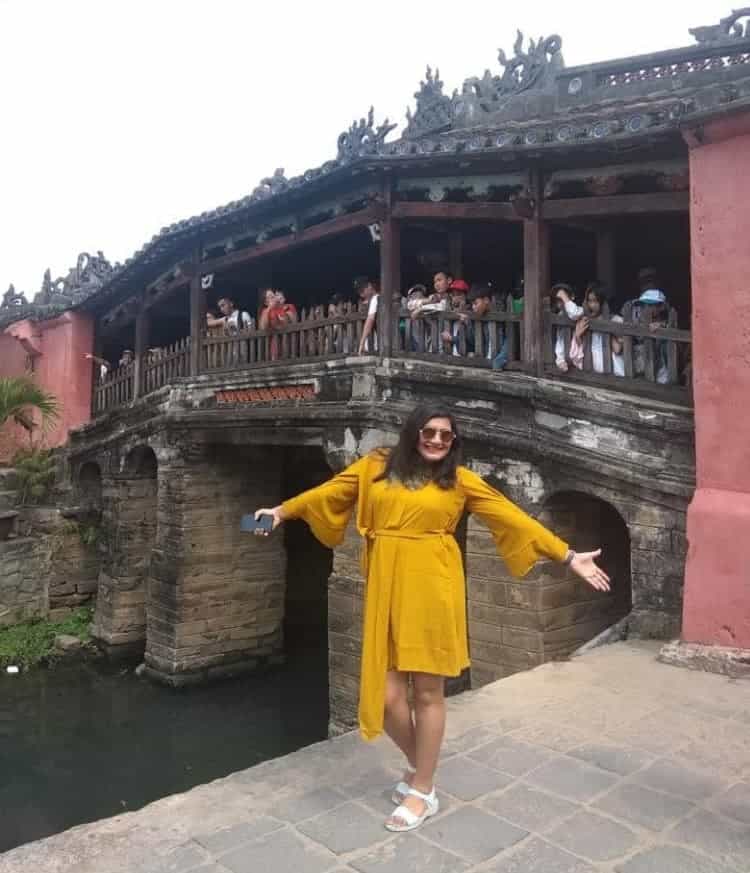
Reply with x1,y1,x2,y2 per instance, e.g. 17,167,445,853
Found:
0,606,94,670
0,376,60,431
12,447,57,505
78,523,101,548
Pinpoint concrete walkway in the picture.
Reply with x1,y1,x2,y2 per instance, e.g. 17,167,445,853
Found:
2,641,750,873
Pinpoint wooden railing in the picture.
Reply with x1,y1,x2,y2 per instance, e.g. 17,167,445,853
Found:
92,296,693,416
142,337,190,395
93,364,134,414
202,302,369,372
545,304,691,388
394,294,523,367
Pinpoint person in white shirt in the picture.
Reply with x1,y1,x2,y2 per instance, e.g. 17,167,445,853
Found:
206,297,254,333
551,284,584,371
569,283,625,377
356,277,380,355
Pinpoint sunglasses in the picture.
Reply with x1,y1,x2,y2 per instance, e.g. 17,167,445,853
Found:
419,427,455,445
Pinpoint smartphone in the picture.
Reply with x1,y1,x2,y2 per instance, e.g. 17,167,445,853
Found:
240,513,274,533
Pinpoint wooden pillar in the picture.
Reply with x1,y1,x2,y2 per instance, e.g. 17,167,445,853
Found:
449,231,463,279
596,226,617,293
132,307,150,400
189,254,205,377
523,168,550,376
378,180,401,359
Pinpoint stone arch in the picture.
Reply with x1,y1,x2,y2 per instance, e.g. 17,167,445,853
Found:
464,479,633,689
537,490,633,647
123,444,158,478
76,461,102,510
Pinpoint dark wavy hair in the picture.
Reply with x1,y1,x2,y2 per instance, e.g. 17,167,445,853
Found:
375,404,462,489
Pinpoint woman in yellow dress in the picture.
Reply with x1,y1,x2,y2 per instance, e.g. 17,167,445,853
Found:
255,404,610,832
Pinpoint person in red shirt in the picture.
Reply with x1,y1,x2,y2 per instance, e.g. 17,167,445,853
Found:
266,288,298,359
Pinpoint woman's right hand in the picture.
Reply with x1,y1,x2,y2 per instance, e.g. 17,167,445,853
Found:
254,506,284,535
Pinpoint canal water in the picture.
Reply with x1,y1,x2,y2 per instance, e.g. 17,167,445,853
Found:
0,641,329,853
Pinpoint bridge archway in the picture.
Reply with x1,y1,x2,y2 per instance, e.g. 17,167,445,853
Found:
536,490,632,655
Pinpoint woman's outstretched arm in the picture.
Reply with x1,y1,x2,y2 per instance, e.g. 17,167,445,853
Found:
459,468,610,591
255,456,368,548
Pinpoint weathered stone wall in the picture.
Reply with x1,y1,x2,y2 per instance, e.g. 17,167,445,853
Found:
0,510,99,625
93,463,158,654
327,521,365,734
146,442,287,684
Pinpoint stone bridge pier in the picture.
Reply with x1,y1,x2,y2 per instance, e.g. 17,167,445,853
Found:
145,442,288,685
93,445,158,656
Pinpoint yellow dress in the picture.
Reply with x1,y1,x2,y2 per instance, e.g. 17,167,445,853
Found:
281,452,568,741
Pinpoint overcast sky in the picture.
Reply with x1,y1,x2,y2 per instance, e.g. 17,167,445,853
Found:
0,0,715,296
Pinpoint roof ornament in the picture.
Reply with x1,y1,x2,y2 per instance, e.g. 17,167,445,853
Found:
337,107,396,162
1,284,28,308
251,168,289,200
405,66,453,139
461,31,564,105
690,8,750,43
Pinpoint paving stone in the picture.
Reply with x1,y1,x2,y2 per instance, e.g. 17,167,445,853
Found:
219,828,336,873
597,783,694,831
669,811,750,870
526,757,618,802
297,801,388,855
428,806,527,863
547,811,638,861
442,724,500,757
468,736,551,777
482,783,580,833
712,781,750,824
337,766,398,800
634,759,726,801
270,787,349,823
569,744,653,776
437,755,513,800
196,817,283,853
145,842,209,872
484,837,597,873
349,834,471,873
616,845,735,873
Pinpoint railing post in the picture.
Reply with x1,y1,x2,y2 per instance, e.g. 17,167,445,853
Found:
189,256,204,377
379,178,401,359
596,226,617,292
132,307,150,400
523,167,550,376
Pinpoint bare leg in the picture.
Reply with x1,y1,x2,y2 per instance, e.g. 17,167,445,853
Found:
387,672,445,825
383,670,416,774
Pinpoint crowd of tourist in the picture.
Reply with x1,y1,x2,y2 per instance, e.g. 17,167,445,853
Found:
90,265,686,388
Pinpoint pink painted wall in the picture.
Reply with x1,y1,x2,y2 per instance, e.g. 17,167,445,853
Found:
682,114,750,649
0,311,95,461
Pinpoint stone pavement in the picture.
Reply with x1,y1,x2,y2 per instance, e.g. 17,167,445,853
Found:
2,641,750,873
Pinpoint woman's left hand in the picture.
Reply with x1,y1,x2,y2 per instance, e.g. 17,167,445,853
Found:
570,549,611,591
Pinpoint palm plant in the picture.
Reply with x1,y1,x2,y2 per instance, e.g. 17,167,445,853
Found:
0,376,60,432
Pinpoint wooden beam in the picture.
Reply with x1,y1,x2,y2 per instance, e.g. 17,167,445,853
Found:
132,307,150,400
189,272,204,378
391,201,520,222
449,231,463,279
542,191,689,220
201,204,385,274
596,227,617,292
523,168,549,377
379,181,400,359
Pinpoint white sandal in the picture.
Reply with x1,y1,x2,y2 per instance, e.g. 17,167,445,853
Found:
391,764,416,804
385,786,439,832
